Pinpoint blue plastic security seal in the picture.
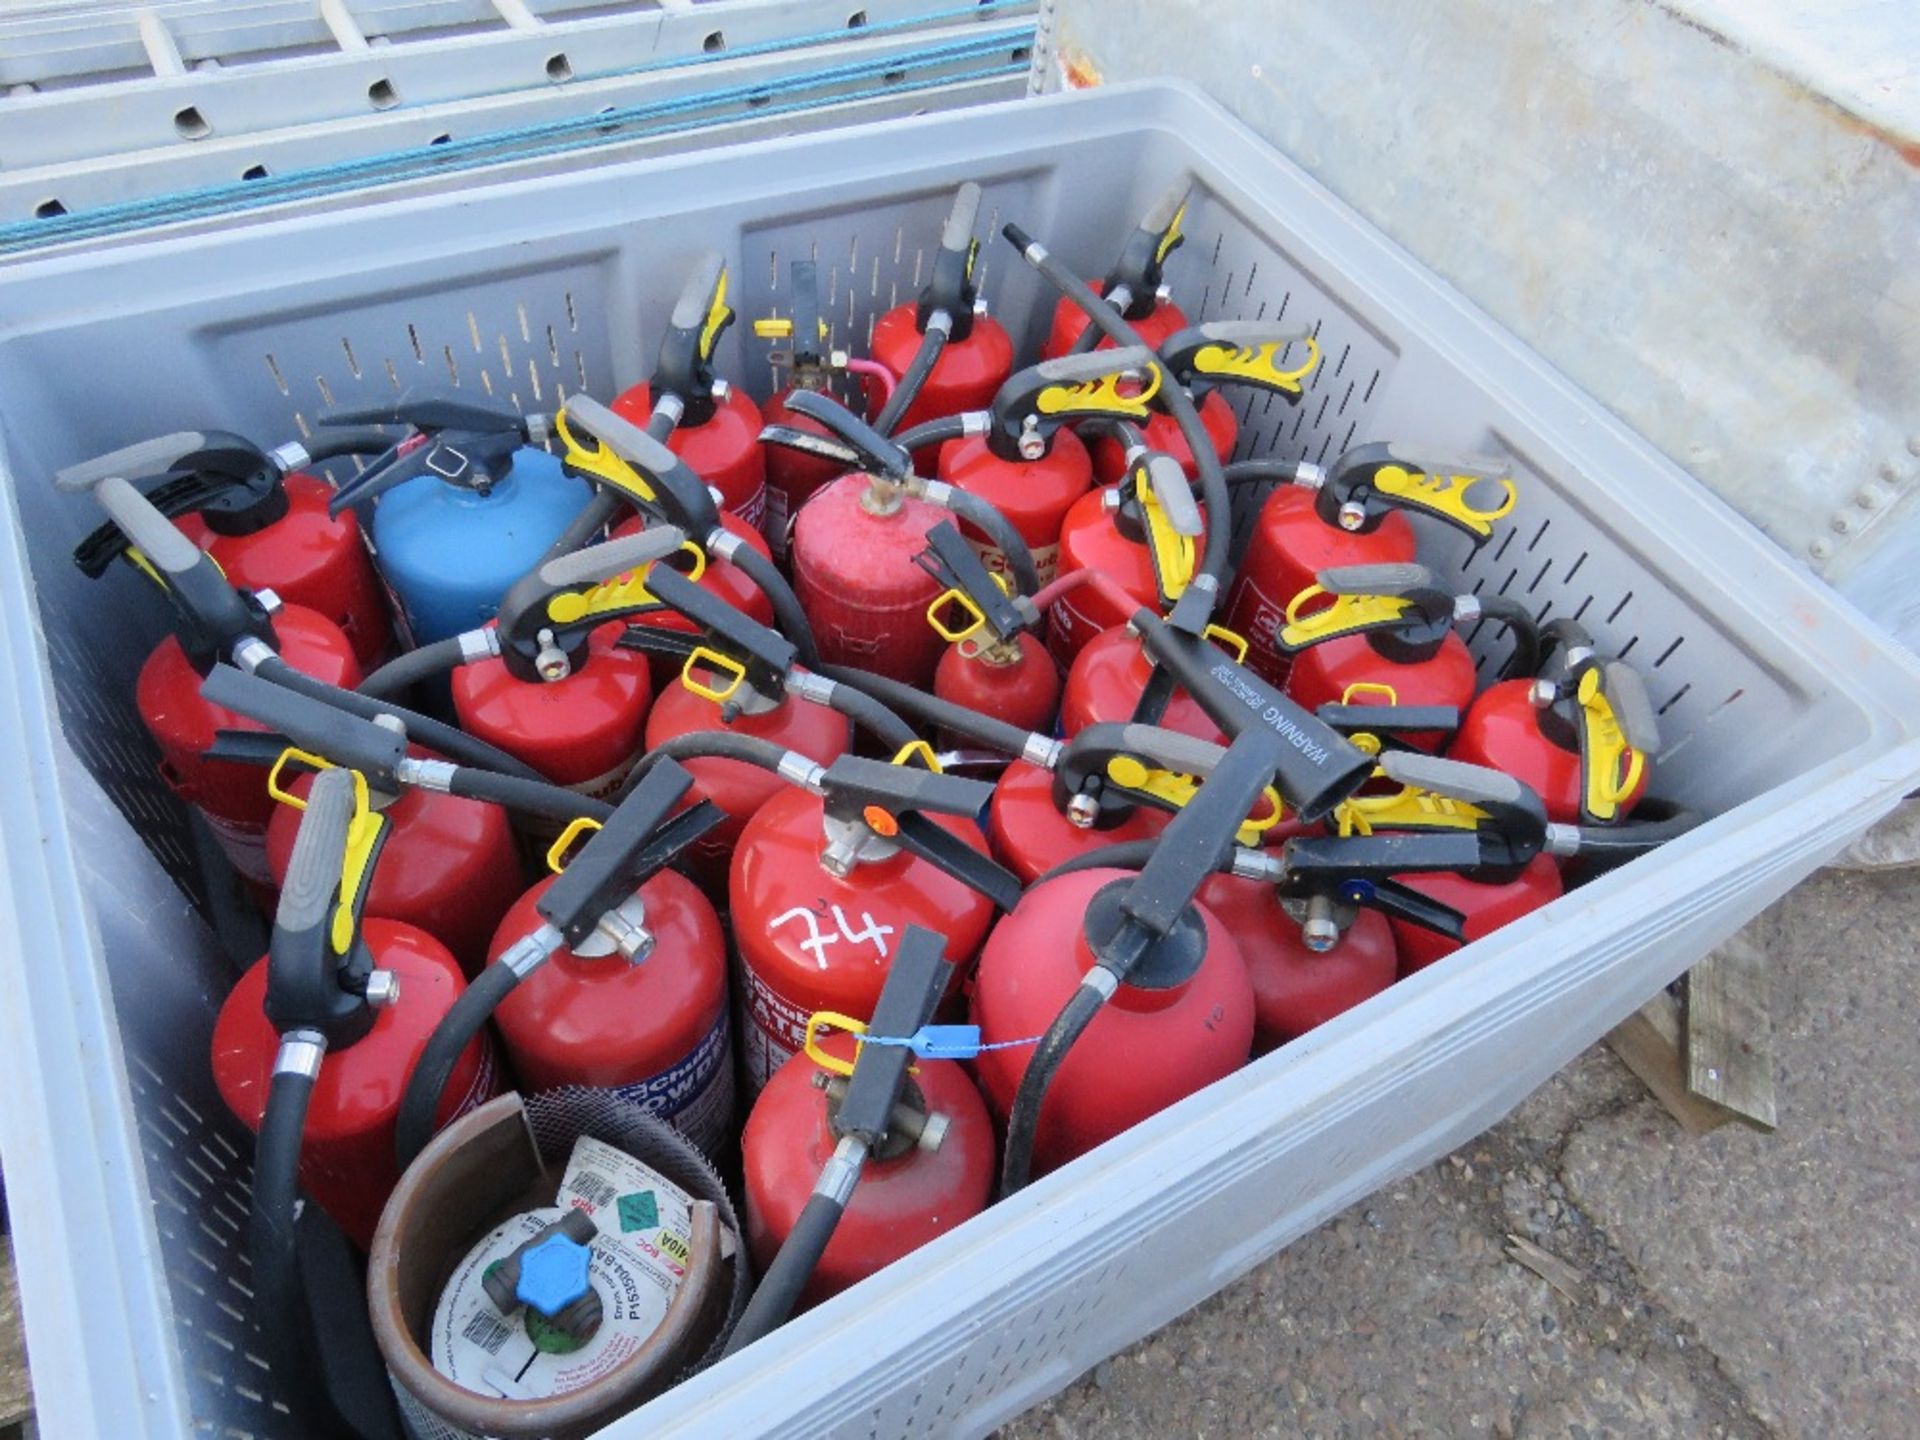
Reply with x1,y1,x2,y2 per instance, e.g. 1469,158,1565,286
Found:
515,1231,593,1318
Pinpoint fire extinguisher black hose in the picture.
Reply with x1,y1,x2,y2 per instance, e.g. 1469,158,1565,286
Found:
1223,459,1305,488
1033,840,1168,884
1562,807,1702,862
394,961,524,1169
353,635,468,701
444,768,612,825
623,732,800,794
934,487,1042,598
1000,981,1109,1197
253,654,545,783
873,324,949,436
723,1175,858,1355
1473,596,1544,680
723,540,821,666
816,680,918,754
814,663,1038,758
1002,224,1231,601
890,414,973,454
301,427,407,466
252,1059,318,1387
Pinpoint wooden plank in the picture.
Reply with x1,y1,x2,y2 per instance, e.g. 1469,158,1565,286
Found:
1605,990,1734,1135
1685,931,1778,1132
0,1234,32,1430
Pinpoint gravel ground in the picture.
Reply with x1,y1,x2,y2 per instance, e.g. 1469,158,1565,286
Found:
1002,866,1918,1439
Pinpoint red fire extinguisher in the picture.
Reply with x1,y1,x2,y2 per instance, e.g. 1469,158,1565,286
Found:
926,346,1162,582
1224,444,1519,684
213,768,500,1254
1277,563,1543,751
611,506,775,688
777,390,1038,687
1039,176,1194,359
60,455,364,886
1449,619,1660,826
914,522,1062,740
725,747,1021,1094
867,181,1015,441
609,252,770,532
753,259,892,558
1045,443,1208,667
1084,321,1319,485
262,751,522,977
726,926,985,1351
631,563,858,898
972,733,1272,1188
391,762,726,1167
742,1020,995,1311
71,427,398,668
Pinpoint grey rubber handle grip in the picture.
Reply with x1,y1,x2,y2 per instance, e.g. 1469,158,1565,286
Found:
1317,562,1436,597
941,181,983,253
1379,750,1529,808
1139,176,1192,236
1144,454,1204,537
273,768,355,935
537,526,686,590
565,394,686,476
1113,723,1228,778
1191,321,1313,348
1382,443,1511,481
1603,661,1663,754
671,251,727,331
89,477,204,574
1032,345,1157,384
55,432,209,492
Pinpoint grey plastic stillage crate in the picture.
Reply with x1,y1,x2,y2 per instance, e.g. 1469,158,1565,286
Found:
1,82,1918,1440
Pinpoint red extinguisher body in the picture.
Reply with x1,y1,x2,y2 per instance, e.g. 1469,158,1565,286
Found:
1198,876,1398,1051
642,685,852,899
1062,626,1225,744
265,769,522,977
451,620,653,798
612,510,776,689
729,786,997,1094
1389,854,1563,976
743,1033,996,1307
935,430,1094,584
869,304,1015,436
612,384,769,535
1284,632,1478,753
1041,289,1191,360
1449,679,1647,825
489,868,735,1155
934,633,1061,744
1224,487,1420,686
177,472,392,668
987,760,1171,885
971,868,1253,1178
211,919,499,1249
138,604,361,885
1088,391,1238,486
1047,488,1208,667
791,477,948,686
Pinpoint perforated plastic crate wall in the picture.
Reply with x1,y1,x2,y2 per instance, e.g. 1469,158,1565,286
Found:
1,82,1917,1440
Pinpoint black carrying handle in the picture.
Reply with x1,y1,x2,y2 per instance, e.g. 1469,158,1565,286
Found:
534,760,701,948
835,924,955,1143
200,665,408,787
818,755,1020,909
653,251,734,425
1132,614,1374,823
915,522,1030,646
985,346,1160,458
1086,174,1191,330
783,388,912,479
644,563,798,689
916,181,984,341
264,769,377,1047
493,526,690,681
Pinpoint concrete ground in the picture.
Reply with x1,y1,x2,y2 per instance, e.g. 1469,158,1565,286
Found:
1004,864,1920,1440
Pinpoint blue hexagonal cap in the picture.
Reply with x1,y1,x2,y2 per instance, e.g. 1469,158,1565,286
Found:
515,1233,593,1318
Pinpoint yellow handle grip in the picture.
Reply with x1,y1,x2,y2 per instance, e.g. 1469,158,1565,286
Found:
544,540,708,627
803,1011,919,1079
545,815,603,875
1334,784,1488,838
679,646,747,705
891,739,944,774
1190,334,1320,396
1279,585,1416,648
1576,668,1645,822
926,587,987,644
1036,364,1163,421
1371,463,1517,537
